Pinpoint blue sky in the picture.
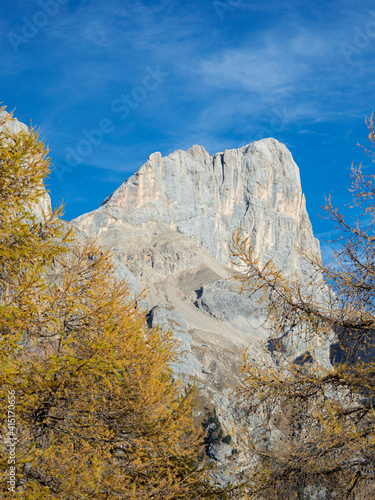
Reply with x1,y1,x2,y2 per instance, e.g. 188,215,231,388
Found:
1,0,375,259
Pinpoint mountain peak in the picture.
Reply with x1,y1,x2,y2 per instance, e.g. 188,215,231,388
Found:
186,144,210,159
75,138,319,273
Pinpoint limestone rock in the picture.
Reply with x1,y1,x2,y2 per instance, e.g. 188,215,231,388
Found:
72,139,325,387
0,110,28,134
0,111,52,217
74,138,320,275
72,140,324,377
147,303,203,377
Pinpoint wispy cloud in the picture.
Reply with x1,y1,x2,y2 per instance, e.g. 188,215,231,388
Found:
195,29,363,115
2,0,375,222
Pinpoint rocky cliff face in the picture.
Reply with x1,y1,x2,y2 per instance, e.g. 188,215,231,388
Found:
72,139,324,451
75,139,319,275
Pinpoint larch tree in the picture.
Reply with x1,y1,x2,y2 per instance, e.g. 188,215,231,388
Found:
0,108,230,499
230,119,375,499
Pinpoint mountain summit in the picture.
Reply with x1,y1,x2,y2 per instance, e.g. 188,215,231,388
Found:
74,138,320,274
72,140,324,419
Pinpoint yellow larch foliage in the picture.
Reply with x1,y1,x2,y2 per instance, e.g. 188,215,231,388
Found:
0,108,229,500
230,118,375,499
